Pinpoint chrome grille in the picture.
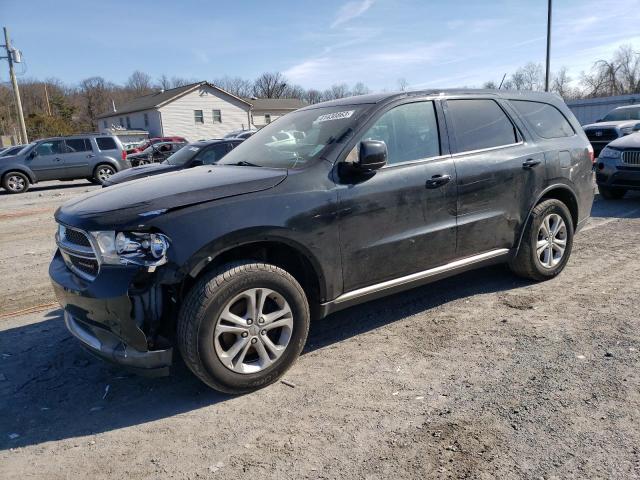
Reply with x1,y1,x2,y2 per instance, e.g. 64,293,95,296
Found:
622,150,640,166
57,224,99,281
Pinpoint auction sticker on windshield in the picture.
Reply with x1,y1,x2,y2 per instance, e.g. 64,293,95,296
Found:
315,110,355,123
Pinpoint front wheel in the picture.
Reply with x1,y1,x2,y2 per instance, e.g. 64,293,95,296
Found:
2,171,30,193
177,262,310,393
93,164,116,185
509,199,574,281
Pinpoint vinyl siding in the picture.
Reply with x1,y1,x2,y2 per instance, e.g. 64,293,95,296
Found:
100,110,162,136
251,110,291,129
159,85,251,140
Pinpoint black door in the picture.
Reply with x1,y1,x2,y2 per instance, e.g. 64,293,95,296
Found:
443,98,546,257
337,100,457,292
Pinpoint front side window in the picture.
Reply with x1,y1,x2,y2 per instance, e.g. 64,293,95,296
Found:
126,116,131,129
360,101,440,165
96,137,117,151
65,138,91,152
144,113,149,127
35,140,65,156
119,117,124,127
198,144,228,165
213,109,222,123
511,101,574,139
447,99,518,153
603,107,640,121
264,114,271,124
194,110,204,124
103,120,107,128
218,105,368,169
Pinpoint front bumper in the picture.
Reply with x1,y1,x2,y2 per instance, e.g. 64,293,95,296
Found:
596,158,640,190
49,250,173,375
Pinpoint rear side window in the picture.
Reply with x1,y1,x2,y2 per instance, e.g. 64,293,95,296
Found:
511,100,574,138
65,138,91,152
96,137,117,151
361,101,440,165
447,99,518,153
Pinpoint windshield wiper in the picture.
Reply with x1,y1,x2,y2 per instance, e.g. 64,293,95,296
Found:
232,161,262,167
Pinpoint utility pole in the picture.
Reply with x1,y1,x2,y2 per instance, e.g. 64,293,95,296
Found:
544,0,552,92
2,27,28,144
44,83,52,116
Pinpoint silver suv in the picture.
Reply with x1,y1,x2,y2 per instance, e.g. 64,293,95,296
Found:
0,134,130,194
582,105,640,157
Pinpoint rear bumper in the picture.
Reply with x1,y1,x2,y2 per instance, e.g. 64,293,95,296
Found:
49,250,172,376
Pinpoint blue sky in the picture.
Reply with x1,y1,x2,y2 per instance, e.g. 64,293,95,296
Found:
2,0,640,91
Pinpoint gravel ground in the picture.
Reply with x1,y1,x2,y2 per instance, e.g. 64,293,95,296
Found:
1,180,639,479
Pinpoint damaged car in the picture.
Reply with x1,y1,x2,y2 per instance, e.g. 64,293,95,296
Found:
50,90,594,393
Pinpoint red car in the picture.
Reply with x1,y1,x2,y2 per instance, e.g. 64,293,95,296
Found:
127,136,188,154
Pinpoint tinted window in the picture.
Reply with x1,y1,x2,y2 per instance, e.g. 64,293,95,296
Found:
197,144,228,165
35,140,65,156
511,101,574,138
447,99,518,153
65,138,91,152
96,137,117,150
602,107,640,121
213,109,222,123
361,101,440,165
194,110,204,124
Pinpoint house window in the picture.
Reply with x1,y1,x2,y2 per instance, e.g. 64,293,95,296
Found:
264,114,271,124
212,109,222,123
103,120,107,129
119,117,124,127
194,110,204,124
126,116,131,129
144,113,149,127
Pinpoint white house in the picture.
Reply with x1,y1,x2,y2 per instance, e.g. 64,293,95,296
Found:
98,81,307,140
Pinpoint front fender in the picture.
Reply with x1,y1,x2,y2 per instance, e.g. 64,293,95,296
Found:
0,163,36,183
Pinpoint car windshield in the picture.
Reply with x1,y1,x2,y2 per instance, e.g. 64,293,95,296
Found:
603,107,640,121
217,105,367,169
163,144,202,166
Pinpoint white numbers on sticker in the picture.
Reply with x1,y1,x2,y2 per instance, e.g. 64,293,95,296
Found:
315,110,355,123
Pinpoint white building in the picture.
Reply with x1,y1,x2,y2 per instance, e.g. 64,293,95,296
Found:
97,81,306,140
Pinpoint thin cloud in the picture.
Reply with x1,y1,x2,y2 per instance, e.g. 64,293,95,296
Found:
331,0,374,28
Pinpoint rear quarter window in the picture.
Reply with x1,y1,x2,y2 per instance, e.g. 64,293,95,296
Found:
511,100,575,139
96,137,118,150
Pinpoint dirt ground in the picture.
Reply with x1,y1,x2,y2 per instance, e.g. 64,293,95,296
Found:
1,180,640,479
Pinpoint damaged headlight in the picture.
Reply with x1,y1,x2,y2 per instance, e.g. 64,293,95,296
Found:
90,231,170,267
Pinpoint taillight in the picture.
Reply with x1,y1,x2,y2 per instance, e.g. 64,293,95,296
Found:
121,150,127,161
587,144,594,164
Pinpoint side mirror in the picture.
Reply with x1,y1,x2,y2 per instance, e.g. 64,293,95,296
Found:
633,124,640,132
596,118,603,123
191,159,203,167
355,140,387,171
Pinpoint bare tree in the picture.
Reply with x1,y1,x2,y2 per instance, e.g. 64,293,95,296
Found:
78,76,114,128
213,76,254,97
305,89,323,104
482,80,498,89
397,78,409,91
352,82,370,96
126,71,153,96
324,83,351,100
551,67,573,99
170,76,194,88
253,72,289,98
157,74,172,90
614,45,640,94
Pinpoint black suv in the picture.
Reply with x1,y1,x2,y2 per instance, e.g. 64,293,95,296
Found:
49,90,594,393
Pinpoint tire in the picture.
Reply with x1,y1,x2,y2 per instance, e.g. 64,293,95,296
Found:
509,199,574,281
93,164,116,185
2,171,30,194
177,262,310,393
598,185,626,200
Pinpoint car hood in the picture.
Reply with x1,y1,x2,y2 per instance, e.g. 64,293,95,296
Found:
583,120,639,129
55,165,287,230
104,163,180,185
607,132,640,149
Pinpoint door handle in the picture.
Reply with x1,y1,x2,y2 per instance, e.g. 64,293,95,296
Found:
425,174,451,189
54,157,62,162
522,159,542,169
87,154,95,158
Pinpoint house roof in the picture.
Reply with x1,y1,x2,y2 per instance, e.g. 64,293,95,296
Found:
243,98,307,111
97,81,252,119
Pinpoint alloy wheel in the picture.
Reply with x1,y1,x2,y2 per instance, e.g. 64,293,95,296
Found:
97,166,115,182
214,288,293,374
536,213,567,269
7,174,26,192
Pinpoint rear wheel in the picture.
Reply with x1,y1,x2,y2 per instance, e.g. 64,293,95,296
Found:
2,171,30,193
93,164,116,185
598,185,626,200
177,262,310,393
509,199,574,281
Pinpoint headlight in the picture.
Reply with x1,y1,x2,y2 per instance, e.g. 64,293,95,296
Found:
600,147,621,159
90,231,170,267
620,126,634,135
